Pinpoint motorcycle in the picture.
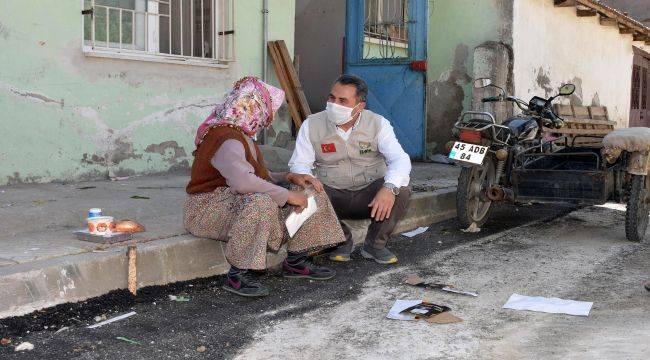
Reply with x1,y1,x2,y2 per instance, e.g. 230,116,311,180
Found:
447,78,575,229
447,78,650,243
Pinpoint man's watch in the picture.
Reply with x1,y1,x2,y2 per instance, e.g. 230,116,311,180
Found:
383,182,400,196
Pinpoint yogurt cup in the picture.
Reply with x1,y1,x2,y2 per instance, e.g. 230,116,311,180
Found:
87,216,115,236
88,208,102,218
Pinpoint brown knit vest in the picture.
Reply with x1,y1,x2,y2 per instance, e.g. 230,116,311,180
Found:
186,125,271,194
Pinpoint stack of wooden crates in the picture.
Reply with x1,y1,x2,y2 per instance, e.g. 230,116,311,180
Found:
543,104,617,146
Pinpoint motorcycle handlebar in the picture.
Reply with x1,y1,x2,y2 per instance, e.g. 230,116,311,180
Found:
543,108,564,129
481,96,501,103
480,93,563,128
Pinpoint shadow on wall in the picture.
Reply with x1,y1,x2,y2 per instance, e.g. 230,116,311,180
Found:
426,44,472,157
535,67,587,106
294,0,346,113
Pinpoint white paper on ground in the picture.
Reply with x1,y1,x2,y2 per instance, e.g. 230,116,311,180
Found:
502,293,593,316
402,227,429,238
87,311,137,329
386,300,422,321
285,196,317,237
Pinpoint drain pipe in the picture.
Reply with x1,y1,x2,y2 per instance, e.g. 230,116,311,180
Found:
263,0,269,82
261,0,269,144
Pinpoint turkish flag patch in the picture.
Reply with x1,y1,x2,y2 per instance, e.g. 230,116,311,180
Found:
321,143,337,153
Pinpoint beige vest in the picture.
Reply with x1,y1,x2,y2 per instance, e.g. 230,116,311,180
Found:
308,109,388,190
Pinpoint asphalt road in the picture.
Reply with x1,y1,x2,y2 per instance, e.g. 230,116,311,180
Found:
2,202,648,359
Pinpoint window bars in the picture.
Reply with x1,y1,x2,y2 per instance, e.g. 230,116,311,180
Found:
363,0,410,60
632,65,641,110
83,0,235,63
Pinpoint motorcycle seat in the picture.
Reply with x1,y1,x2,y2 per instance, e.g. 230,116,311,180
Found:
603,127,650,153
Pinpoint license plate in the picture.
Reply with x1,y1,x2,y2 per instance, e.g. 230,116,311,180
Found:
448,142,488,164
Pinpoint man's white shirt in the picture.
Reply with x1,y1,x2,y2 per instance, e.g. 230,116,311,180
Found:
288,114,411,187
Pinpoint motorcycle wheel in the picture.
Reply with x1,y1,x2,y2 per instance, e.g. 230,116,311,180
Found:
456,156,496,229
625,174,649,242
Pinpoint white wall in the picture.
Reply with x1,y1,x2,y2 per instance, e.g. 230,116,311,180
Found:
513,0,649,128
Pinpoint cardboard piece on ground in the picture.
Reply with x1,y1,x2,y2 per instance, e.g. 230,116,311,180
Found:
426,312,463,324
406,274,425,286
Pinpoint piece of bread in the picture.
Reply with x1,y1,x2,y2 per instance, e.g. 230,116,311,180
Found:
115,220,145,233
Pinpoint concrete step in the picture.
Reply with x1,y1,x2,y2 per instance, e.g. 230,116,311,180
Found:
0,187,457,319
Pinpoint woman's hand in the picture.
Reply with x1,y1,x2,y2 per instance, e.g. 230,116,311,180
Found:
287,190,308,213
286,173,324,193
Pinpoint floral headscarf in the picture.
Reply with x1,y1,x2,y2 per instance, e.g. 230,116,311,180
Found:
195,76,285,146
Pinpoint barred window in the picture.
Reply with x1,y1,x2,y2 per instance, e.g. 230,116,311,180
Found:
363,0,409,60
82,0,235,64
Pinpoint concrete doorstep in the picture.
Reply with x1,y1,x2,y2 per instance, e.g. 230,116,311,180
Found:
0,163,459,319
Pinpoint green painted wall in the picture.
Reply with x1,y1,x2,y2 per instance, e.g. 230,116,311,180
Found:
363,38,409,59
0,0,295,185
425,0,512,155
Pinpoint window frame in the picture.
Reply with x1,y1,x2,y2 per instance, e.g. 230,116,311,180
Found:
80,0,234,68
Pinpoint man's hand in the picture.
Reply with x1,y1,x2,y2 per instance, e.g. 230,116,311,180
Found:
286,173,324,193
287,190,308,213
368,187,396,222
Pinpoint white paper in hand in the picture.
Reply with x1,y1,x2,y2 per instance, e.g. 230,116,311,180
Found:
286,196,317,237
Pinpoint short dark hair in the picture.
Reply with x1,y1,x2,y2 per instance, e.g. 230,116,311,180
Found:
334,74,368,102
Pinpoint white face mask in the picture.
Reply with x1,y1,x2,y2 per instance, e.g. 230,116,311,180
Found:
326,102,360,126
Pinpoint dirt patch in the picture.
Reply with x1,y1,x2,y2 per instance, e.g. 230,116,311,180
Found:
81,154,106,165
145,141,187,164
109,138,142,164
5,172,42,185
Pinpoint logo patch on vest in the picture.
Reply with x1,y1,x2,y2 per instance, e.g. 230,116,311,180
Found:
358,141,371,155
321,143,337,153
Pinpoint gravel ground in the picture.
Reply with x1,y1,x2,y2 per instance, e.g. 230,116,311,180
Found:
6,202,642,360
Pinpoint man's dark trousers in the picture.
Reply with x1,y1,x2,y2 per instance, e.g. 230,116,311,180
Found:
323,179,411,253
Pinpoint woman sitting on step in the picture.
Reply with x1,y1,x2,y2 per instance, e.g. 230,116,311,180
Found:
184,76,345,297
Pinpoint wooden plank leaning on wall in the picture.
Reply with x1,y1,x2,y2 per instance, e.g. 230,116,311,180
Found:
268,40,311,130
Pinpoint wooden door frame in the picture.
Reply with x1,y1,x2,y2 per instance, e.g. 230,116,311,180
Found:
631,46,650,127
